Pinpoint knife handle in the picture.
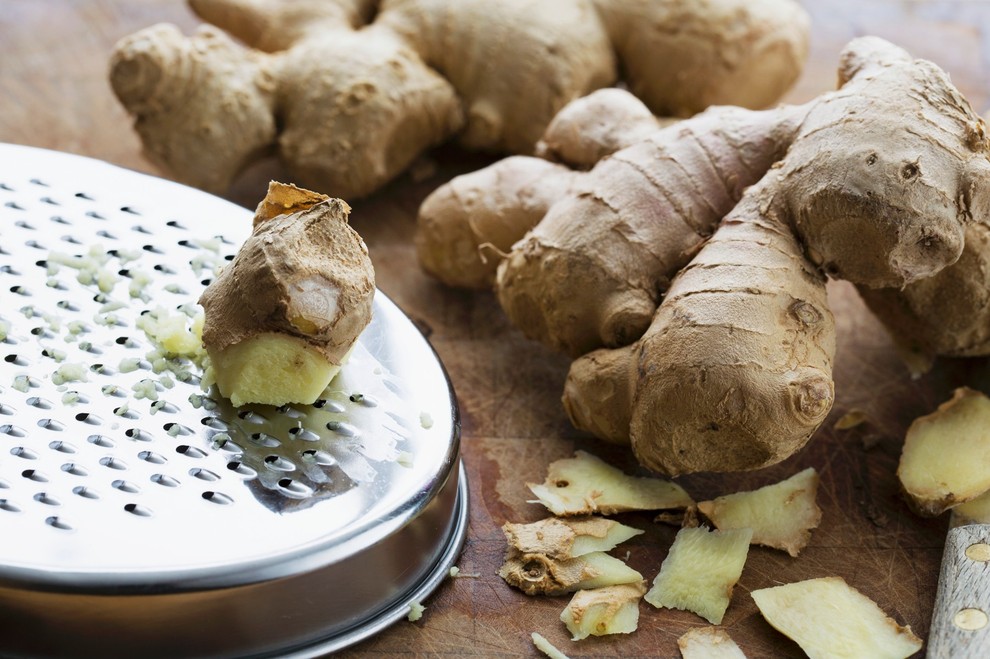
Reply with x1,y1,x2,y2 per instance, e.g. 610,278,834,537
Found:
927,525,990,658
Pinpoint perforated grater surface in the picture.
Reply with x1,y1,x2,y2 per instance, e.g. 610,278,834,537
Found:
0,144,466,658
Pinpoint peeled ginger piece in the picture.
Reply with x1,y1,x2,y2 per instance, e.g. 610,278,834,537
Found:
560,581,646,640
677,627,747,659
645,526,752,624
897,387,990,516
751,577,922,659
697,467,821,557
528,450,693,516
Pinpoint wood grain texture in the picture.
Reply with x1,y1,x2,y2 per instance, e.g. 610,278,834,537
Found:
3,1,990,657
927,525,990,659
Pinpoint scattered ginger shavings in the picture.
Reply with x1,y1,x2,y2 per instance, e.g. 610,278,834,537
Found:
500,551,641,597
678,627,747,659
560,581,646,640
502,516,642,560
645,526,752,624
531,632,570,659
897,387,990,516
528,450,693,516
751,577,922,659
407,601,425,622
697,467,821,557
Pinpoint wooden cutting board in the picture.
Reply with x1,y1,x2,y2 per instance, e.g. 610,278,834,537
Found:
3,1,990,656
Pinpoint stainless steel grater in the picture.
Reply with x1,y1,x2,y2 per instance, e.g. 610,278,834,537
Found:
0,144,467,658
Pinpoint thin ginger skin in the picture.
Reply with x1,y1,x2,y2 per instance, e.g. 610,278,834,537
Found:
416,37,990,476
199,182,374,407
109,0,809,200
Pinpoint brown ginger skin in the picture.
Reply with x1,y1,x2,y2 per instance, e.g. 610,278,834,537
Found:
418,37,990,475
200,182,375,404
109,0,809,199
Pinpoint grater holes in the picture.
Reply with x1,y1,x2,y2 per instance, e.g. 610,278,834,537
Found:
2,424,28,437
57,299,80,312
249,432,280,448
4,201,25,210
349,393,378,407
96,230,116,240
211,435,241,454
225,461,257,479
301,449,336,467
49,440,76,453
176,444,207,459
277,478,314,498
189,467,219,482
74,191,93,200
125,428,151,442
113,480,140,494
22,469,48,482
163,422,192,436
115,404,140,419
11,446,39,459
276,404,304,419
314,399,346,413
151,473,180,488
73,486,99,499
45,516,72,531
132,225,151,235
10,284,30,296
74,412,103,426
119,206,140,215
0,181,13,191
124,503,152,517
99,456,127,470
16,220,35,230
26,240,45,250
37,418,66,431
142,244,162,254
238,410,268,424
201,491,233,505
33,492,60,506
201,416,228,430
264,455,295,472
0,499,20,512
61,235,81,245
326,420,359,437
29,178,49,187
0,403,14,415
0,478,8,488
165,220,184,229
1,264,20,275
40,197,60,206
88,434,114,448
85,211,105,220
288,427,320,442
138,451,167,465
4,354,28,366
50,215,70,225
61,463,88,477
153,263,176,275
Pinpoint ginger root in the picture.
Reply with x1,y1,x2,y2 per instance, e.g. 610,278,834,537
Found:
417,37,990,476
897,387,990,516
199,182,374,406
677,627,747,659
110,0,809,199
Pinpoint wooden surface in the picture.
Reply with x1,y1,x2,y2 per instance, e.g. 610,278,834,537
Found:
4,1,990,657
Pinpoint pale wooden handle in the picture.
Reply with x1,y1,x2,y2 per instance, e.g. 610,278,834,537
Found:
927,524,990,658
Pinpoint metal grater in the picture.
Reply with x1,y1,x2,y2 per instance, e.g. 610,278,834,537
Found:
0,144,466,658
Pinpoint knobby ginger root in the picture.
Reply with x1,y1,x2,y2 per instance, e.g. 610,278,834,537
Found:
897,387,990,516
696,467,821,557
527,451,693,516
644,526,752,624
560,581,646,641
751,577,922,659
501,517,643,559
418,37,990,476
110,0,809,200
199,182,374,407
677,627,748,659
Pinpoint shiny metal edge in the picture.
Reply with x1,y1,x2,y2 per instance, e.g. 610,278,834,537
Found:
283,461,469,659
